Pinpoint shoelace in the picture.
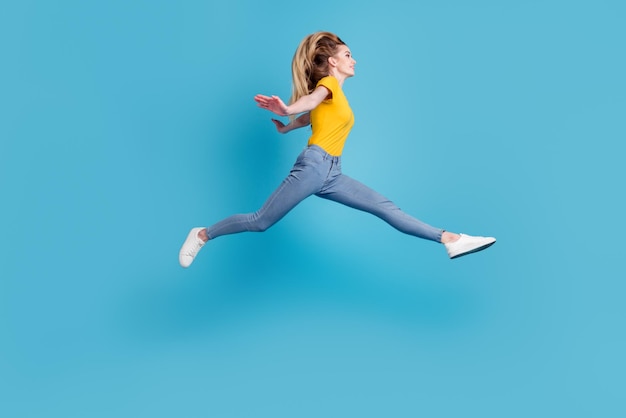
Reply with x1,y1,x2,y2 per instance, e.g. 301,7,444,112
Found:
182,238,204,256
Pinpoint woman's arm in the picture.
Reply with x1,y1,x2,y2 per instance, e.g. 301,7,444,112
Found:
271,112,311,134
254,85,329,116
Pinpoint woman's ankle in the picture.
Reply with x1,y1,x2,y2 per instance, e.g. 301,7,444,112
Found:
441,231,460,244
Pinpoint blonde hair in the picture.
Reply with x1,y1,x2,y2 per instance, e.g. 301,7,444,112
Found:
289,32,346,111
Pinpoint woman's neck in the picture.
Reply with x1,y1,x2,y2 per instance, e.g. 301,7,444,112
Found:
328,70,346,87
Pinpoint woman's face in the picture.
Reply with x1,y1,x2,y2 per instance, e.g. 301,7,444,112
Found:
330,45,356,78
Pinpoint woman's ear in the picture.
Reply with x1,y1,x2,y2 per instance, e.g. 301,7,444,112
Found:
328,56,337,68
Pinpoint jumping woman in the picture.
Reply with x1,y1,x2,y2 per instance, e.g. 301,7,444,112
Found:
179,31,495,268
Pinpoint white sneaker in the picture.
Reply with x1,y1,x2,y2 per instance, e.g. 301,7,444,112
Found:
444,233,496,259
179,227,206,268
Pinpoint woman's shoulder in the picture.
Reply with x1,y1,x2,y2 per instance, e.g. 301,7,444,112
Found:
316,75,339,88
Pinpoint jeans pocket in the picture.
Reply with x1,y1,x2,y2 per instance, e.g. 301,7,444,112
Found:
296,148,321,166
294,150,308,166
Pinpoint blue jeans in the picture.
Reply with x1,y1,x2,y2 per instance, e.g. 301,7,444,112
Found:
207,145,443,243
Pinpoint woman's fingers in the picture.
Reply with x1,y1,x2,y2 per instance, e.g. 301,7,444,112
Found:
254,95,276,110
254,94,288,115
254,94,271,106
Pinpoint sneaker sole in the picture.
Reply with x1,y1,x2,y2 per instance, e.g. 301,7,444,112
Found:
450,240,496,259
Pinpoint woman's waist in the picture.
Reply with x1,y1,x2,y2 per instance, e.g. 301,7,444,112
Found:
305,144,342,161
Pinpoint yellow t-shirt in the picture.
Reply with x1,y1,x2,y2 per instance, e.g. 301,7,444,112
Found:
308,76,355,156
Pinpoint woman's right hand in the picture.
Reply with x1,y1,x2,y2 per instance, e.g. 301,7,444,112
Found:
254,94,289,116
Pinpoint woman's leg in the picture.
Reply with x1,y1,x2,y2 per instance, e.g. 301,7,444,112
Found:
206,149,328,240
206,178,314,239
317,173,444,243
179,148,329,267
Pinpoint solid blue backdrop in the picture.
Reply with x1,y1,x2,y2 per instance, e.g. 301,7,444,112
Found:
2,0,624,417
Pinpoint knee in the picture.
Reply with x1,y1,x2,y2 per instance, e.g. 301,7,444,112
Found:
253,221,271,232
248,213,273,232
373,199,400,216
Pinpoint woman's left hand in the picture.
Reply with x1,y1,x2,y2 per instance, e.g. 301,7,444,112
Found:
254,94,289,116
271,118,290,134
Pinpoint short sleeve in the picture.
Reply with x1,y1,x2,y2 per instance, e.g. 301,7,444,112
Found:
316,76,339,99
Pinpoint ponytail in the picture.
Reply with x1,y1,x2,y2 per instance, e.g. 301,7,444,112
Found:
289,32,345,119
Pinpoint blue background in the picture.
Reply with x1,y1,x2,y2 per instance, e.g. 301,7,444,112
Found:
2,0,625,417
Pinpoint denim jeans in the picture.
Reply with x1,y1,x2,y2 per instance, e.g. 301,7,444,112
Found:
207,145,443,243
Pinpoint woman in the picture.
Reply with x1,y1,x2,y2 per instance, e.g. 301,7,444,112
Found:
179,32,495,268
